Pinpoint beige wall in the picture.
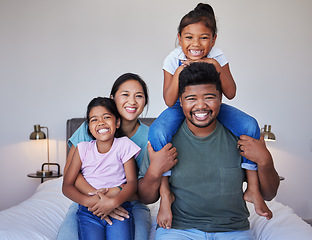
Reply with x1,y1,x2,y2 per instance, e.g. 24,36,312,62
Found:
1,0,312,219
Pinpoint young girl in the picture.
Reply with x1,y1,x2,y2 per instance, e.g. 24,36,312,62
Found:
63,97,140,240
149,3,272,229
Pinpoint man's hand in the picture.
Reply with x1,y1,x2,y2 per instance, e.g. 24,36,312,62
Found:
238,135,279,200
148,141,178,177
237,135,271,167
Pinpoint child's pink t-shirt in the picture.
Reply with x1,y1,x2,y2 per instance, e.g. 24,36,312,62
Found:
77,137,141,189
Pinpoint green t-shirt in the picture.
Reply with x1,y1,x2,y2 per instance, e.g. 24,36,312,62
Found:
139,120,249,232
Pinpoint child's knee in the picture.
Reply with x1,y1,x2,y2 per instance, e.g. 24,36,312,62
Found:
244,117,260,139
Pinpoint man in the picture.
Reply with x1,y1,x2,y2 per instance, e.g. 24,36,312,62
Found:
138,62,279,239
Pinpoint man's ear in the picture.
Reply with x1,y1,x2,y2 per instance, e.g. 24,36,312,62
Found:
179,96,182,107
110,95,114,99
116,118,121,129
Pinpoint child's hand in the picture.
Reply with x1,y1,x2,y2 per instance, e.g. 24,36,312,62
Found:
85,195,101,209
180,59,193,67
196,58,222,72
88,188,108,196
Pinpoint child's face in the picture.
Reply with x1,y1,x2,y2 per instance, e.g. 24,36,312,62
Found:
178,22,217,61
112,80,146,122
88,106,120,142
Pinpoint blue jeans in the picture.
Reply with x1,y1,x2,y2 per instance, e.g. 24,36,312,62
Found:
155,228,254,240
77,202,134,240
148,102,260,170
57,201,150,240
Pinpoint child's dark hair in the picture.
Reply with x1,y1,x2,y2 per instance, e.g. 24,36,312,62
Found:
86,97,125,138
110,73,149,107
178,3,217,36
178,62,221,96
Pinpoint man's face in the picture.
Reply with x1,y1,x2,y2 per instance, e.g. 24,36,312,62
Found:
180,84,221,135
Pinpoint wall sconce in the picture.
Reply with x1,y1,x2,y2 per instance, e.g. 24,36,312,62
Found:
30,124,52,176
261,124,276,142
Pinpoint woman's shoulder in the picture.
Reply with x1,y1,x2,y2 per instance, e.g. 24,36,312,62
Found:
68,121,93,148
130,121,149,147
138,121,149,131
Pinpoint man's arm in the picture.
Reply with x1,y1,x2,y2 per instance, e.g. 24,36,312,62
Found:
238,135,280,200
138,142,178,204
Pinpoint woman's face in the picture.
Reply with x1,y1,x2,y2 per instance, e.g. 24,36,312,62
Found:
113,80,146,122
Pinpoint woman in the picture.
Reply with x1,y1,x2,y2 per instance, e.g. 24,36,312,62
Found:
58,73,152,240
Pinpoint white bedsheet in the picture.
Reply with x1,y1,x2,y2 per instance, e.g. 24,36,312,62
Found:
0,177,311,240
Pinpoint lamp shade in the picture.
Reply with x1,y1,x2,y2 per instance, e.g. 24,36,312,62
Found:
261,125,276,141
29,124,52,175
30,125,46,140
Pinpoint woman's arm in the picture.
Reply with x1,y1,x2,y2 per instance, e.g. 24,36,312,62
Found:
90,157,138,218
62,148,98,207
238,135,280,200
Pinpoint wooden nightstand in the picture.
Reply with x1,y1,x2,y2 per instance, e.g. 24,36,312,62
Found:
27,163,62,183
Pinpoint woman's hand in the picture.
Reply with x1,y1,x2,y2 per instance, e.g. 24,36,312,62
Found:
102,206,130,225
89,192,118,219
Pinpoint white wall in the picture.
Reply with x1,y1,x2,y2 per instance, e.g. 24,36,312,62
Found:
1,0,311,219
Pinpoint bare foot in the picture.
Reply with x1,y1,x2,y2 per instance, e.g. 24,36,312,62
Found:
157,192,175,229
244,188,273,220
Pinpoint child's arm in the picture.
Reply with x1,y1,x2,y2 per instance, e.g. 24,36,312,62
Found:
90,157,138,218
62,148,99,208
163,59,236,107
163,67,184,107
64,145,97,195
199,58,236,100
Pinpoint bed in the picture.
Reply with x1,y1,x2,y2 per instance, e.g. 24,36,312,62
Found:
1,118,311,240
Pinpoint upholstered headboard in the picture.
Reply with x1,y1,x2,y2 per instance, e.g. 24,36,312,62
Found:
66,117,156,153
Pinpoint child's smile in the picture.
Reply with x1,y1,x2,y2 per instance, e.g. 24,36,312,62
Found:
88,106,120,151
178,21,216,61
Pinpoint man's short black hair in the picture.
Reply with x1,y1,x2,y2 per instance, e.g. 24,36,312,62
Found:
178,62,222,96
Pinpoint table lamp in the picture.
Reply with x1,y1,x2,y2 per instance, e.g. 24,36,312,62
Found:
260,124,276,142
29,124,52,176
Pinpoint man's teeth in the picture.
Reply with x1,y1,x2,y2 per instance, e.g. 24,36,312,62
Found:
98,128,108,134
194,112,208,118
